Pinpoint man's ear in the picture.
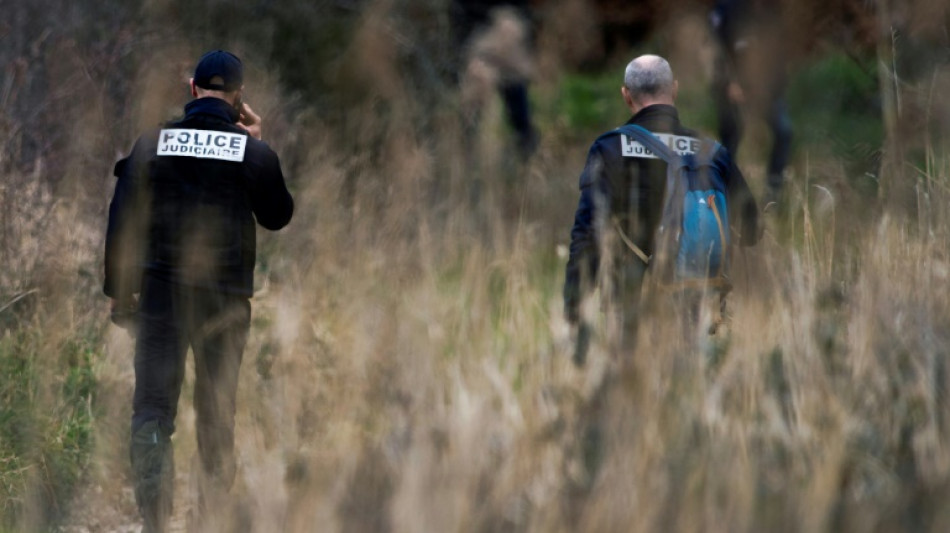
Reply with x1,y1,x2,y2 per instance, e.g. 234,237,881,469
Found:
672,80,679,101
189,78,198,98
621,86,636,111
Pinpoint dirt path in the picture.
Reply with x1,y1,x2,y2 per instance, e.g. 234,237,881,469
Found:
62,464,196,533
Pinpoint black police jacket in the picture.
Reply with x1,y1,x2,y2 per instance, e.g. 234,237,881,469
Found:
563,104,759,321
104,97,294,300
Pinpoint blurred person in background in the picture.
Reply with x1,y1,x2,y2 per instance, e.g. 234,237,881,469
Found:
564,54,760,359
451,0,539,159
104,50,294,532
709,0,793,208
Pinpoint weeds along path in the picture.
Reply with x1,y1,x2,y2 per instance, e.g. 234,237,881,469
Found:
35,114,950,533
50,97,950,531
58,153,950,532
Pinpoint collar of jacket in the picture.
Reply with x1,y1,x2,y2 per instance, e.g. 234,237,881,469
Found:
184,97,240,124
627,104,680,126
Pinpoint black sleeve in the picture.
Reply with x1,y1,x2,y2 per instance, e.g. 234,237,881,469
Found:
564,145,609,322
718,149,759,246
249,146,294,231
103,138,149,299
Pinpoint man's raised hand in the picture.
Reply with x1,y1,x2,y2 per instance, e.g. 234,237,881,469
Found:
237,102,262,140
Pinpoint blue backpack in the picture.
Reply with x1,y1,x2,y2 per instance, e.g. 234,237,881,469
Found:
609,124,730,289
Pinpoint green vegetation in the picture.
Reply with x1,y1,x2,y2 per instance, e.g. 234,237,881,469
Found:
787,52,884,189
554,71,630,133
0,329,100,528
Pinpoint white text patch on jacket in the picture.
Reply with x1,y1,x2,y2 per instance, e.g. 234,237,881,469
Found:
157,129,247,162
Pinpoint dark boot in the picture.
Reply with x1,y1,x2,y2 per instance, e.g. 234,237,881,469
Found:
130,420,174,533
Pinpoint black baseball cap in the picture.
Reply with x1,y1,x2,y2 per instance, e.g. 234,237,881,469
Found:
193,50,243,92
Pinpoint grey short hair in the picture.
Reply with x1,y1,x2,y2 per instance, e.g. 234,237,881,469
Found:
623,55,675,98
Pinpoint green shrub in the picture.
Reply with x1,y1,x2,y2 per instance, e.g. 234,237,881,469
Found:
787,51,883,184
0,329,100,529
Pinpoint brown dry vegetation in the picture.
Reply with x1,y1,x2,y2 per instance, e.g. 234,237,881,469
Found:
4,0,950,532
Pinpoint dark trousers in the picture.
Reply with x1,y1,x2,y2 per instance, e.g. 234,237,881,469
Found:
500,82,537,156
132,273,250,528
714,81,793,193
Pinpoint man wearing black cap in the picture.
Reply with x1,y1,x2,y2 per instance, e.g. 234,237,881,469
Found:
104,50,294,531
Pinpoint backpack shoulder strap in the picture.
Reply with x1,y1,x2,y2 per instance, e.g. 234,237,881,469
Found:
695,139,724,166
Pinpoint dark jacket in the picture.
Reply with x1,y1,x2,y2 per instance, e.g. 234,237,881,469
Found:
710,0,787,94
104,97,294,300
563,104,758,321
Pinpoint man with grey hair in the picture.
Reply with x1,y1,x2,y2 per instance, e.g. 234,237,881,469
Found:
564,54,759,357
624,54,675,99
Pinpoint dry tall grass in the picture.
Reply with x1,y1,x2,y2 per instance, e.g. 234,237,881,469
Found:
4,2,950,532
61,113,950,533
